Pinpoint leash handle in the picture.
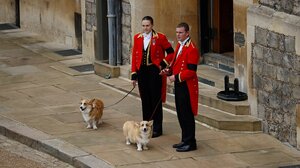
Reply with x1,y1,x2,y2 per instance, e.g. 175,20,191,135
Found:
104,85,135,109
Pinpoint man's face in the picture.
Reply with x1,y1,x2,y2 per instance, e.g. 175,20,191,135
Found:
142,20,153,34
176,27,189,42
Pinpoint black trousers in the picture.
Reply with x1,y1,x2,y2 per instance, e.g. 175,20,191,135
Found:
137,65,163,133
175,81,196,145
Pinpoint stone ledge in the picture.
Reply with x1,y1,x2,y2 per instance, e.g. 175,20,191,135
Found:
94,60,120,78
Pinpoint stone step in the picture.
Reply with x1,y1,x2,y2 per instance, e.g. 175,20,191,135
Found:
100,77,262,132
196,105,261,131
197,64,234,90
165,93,261,132
198,83,250,115
202,52,235,74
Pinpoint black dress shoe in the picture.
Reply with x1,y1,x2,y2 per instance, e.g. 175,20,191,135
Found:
172,142,185,148
152,131,162,138
176,144,197,152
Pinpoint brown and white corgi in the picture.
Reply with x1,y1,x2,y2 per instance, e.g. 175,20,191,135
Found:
123,120,153,151
79,98,104,130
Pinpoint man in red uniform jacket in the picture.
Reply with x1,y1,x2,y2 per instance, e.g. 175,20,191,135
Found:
131,16,174,138
161,22,200,152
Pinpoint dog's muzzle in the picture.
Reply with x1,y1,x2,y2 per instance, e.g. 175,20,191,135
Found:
80,106,86,111
143,128,148,132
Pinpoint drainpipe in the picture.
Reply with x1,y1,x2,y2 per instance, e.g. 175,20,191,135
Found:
107,0,117,65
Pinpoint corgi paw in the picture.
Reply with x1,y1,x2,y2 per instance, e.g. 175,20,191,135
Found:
86,125,92,129
126,141,131,145
93,126,98,130
137,148,142,151
143,146,149,150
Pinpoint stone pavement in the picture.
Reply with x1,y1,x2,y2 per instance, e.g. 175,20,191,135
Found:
1,28,300,168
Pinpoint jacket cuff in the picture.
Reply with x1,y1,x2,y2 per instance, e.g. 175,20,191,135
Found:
160,59,169,69
131,72,137,80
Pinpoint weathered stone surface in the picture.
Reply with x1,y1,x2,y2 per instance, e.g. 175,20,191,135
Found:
259,0,300,16
267,31,280,49
253,59,265,75
253,45,264,59
40,139,89,165
121,0,131,66
252,25,300,147
253,74,262,89
270,49,283,66
122,1,131,15
85,1,96,32
285,35,296,53
74,155,114,168
255,26,268,46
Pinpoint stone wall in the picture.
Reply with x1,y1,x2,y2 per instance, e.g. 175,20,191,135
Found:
121,0,131,65
20,0,81,48
85,0,96,32
252,26,300,146
259,0,300,16
0,0,15,23
81,0,95,62
233,0,256,93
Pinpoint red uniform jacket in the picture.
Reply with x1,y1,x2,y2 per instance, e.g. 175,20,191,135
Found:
166,38,200,115
131,30,173,102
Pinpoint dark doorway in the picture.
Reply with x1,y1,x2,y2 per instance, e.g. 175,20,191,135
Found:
96,0,108,62
74,12,82,51
15,0,20,27
200,0,233,54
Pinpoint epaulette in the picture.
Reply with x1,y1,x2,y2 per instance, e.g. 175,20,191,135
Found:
152,31,159,38
137,33,143,38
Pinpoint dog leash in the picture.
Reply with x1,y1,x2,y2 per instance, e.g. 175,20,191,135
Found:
103,83,162,120
104,85,136,109
148,97,162,121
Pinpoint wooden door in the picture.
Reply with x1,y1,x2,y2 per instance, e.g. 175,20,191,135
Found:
200,0,233,54
212,0,233,53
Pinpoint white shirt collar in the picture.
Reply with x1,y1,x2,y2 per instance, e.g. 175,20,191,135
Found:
143,32,152,39
143,32,152,50
179,37,190,46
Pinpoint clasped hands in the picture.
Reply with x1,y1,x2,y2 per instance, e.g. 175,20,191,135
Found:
159,68,175,82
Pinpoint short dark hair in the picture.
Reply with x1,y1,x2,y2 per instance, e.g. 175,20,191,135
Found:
142,16,154,25
176,22,189,32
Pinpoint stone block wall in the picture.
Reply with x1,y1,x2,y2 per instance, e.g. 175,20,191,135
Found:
85,0,96,31
259,0,300,16
121,0,131,65
252,26,300,146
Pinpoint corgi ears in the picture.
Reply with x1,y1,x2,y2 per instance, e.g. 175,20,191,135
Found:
87,98,95,104
148,120,153,126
